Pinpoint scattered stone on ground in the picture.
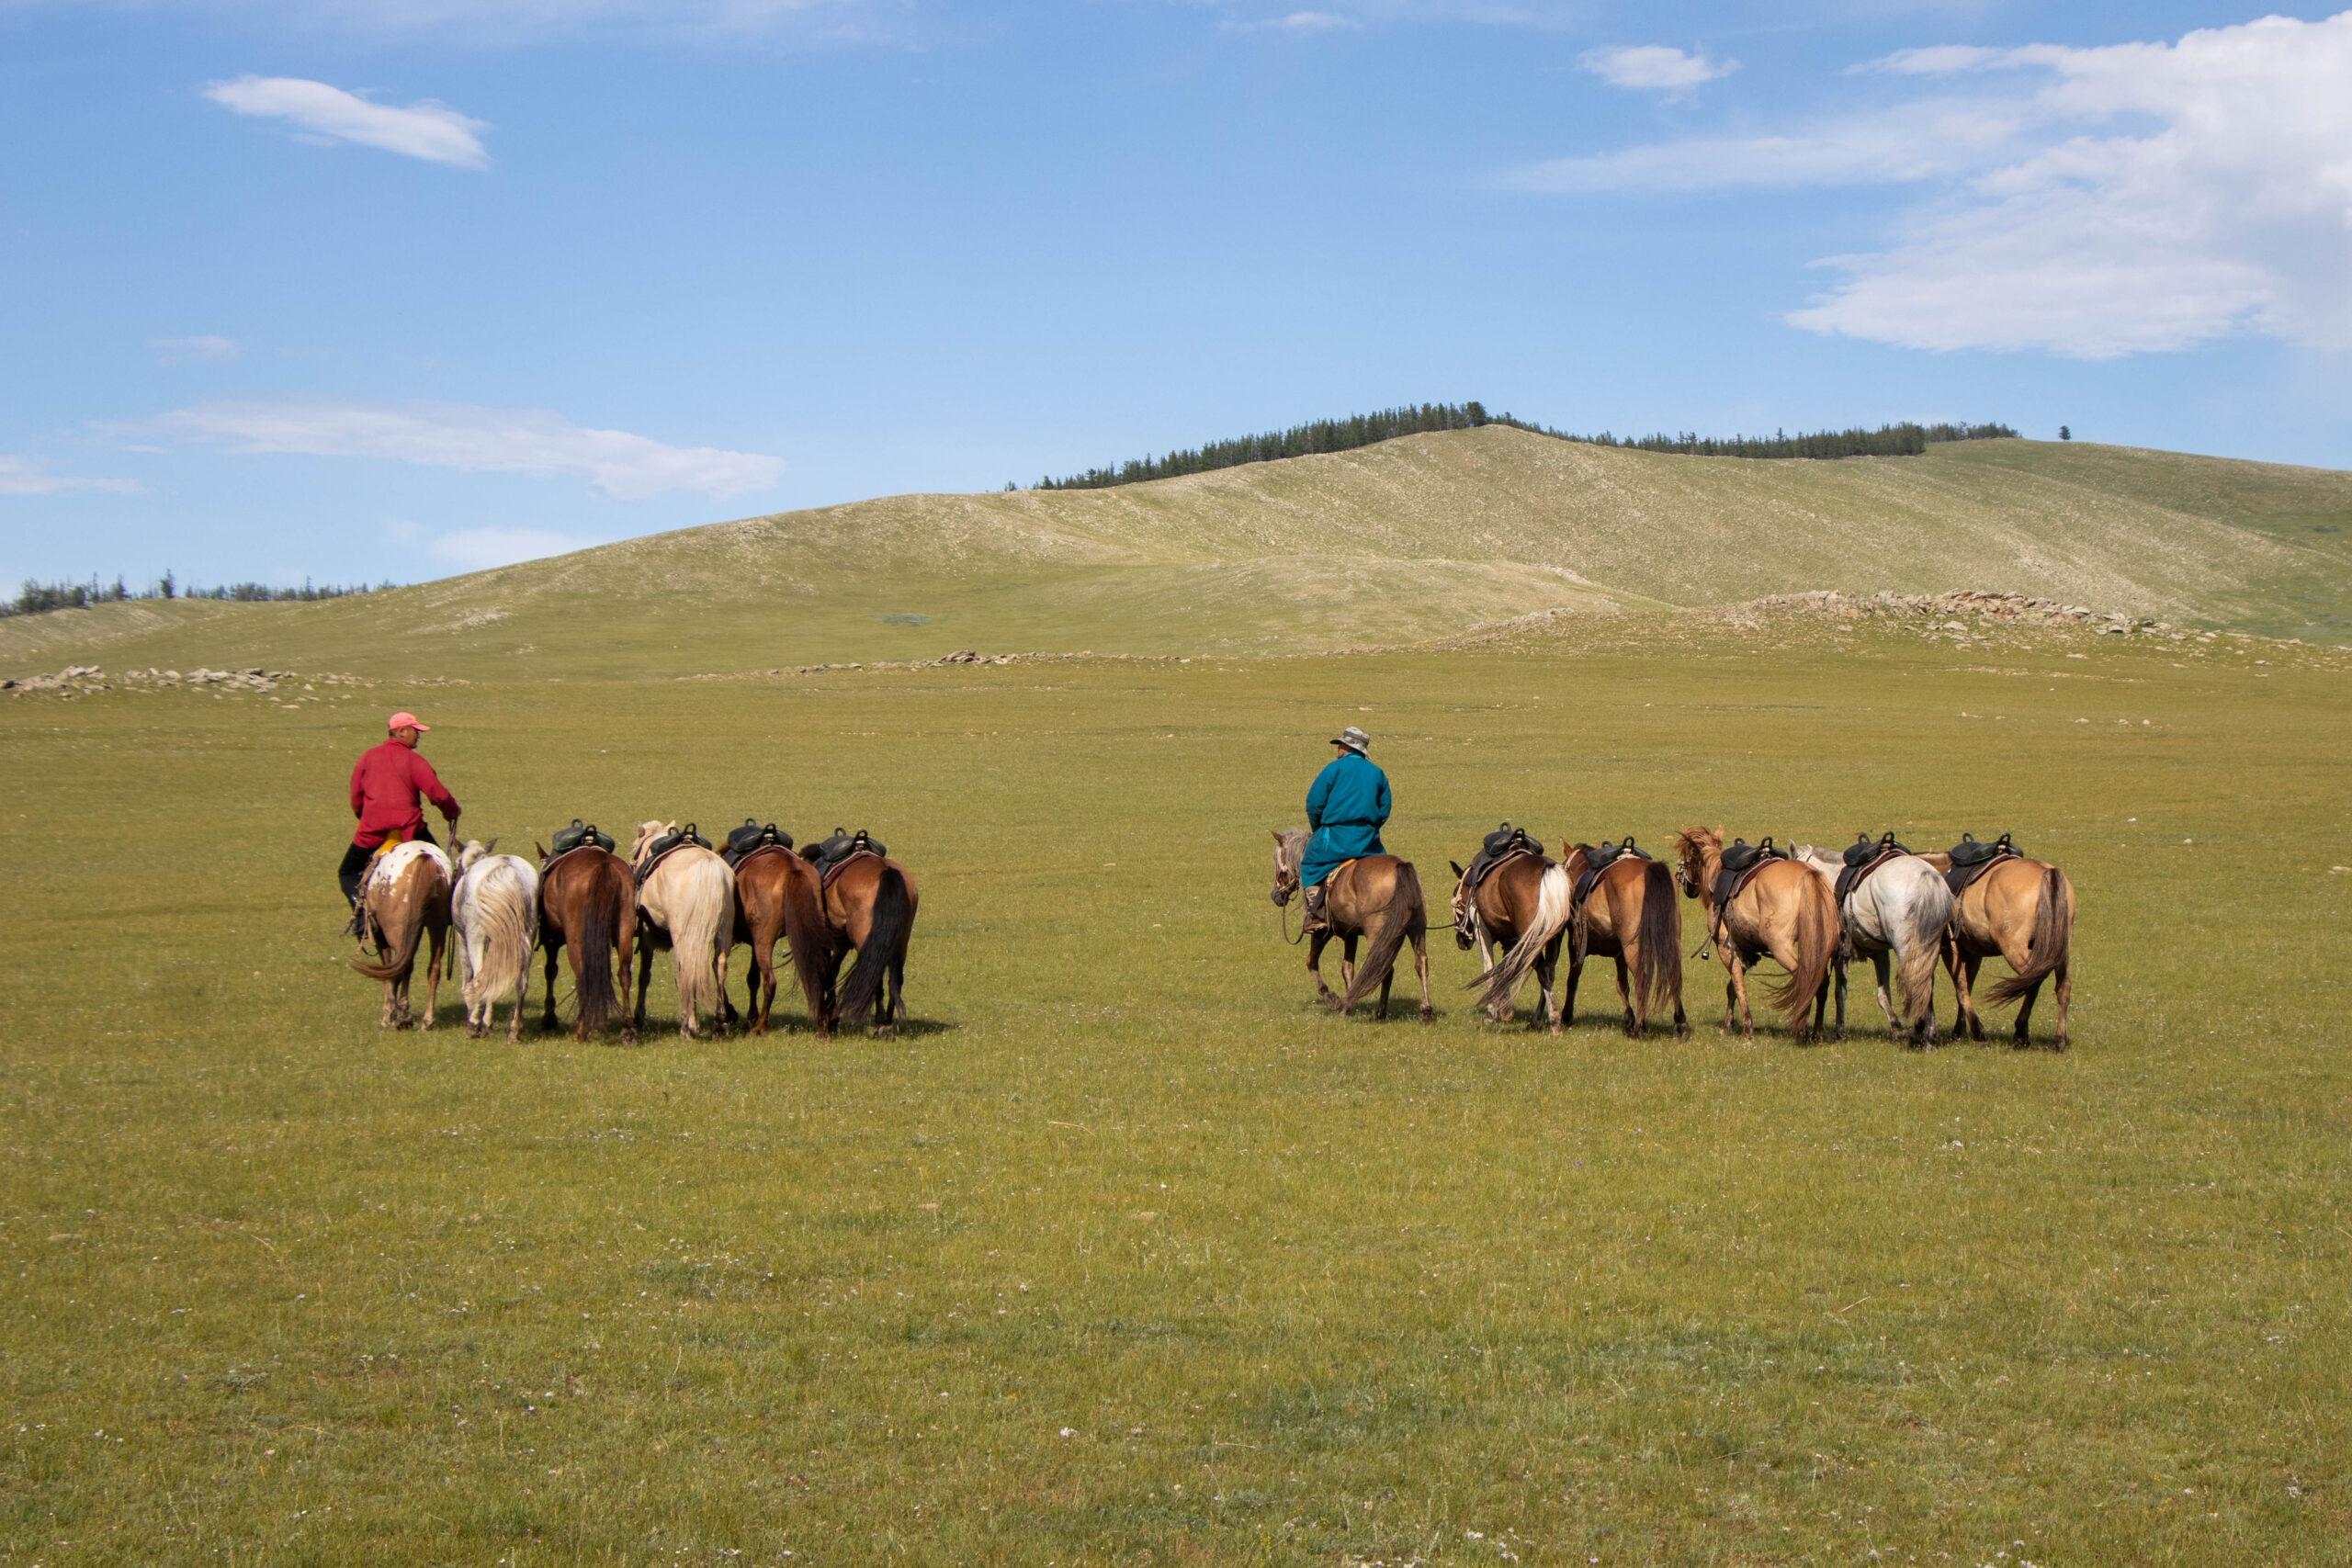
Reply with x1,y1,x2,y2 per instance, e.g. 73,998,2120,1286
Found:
2,663,374,694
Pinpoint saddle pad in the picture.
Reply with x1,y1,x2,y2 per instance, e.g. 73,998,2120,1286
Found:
820,847,882,891
1711,856,1777,911
1944,850,2018,899
1835,849,1905,907
1462,845,1533,895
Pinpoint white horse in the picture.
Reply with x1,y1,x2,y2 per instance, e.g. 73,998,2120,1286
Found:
1794,844,1954,1047
452,840,539,1042
629,821,738,1039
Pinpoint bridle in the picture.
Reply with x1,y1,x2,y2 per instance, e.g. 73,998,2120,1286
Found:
1270,849,1306,945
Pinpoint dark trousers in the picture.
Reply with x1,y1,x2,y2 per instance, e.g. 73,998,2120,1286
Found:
339,825,436,908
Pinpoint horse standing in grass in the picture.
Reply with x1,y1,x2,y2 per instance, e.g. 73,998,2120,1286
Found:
1476,842,1686,1037
1793,842,1952,1048
1451,848,1563,1029
1933,852,2075,1049
729,844,830,1035
631,822,738,1040
451,840,539,1042
1271,829,1433,1022
350,839,452,1030
536,840,637,1043
813,848,920,1036
1671,827,1843,1041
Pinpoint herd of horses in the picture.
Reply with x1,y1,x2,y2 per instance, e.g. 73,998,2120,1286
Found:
349,821,919,1043
1268,825,2075,1049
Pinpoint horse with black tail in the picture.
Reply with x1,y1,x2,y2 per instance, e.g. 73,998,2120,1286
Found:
723,823,831,1036
1671,827,1843,1042
1931,835,2074,1048
806,831,918,1035
536,826,637,1043
1271,829,1433,1022
1477,840,1685,1037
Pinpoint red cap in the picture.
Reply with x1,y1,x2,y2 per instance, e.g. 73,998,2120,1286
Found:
387,711,430,733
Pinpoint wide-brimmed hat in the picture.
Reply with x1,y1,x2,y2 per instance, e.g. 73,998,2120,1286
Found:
1329,725,1371,753
387,711,431,733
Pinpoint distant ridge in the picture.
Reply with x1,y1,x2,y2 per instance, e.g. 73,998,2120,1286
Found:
1036,402,2018,490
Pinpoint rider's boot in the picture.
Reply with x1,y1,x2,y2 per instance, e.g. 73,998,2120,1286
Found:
1302,881,1329,933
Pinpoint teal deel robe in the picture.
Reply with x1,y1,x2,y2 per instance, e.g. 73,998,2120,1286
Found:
1302,750,1390,887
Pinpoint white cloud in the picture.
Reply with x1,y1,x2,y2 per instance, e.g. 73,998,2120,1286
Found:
150,335,243,365
1580,44,1736,93
1521,12,2352,357
149,397,785,501
427,527,598,571
203,76,491,168
0,457,143,497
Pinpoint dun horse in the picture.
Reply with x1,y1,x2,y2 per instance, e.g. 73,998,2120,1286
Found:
1270,829,1433,1022
451,840,538,1042
1671,827,1842,1041
630,822,738,1040
814,848,919,1036
1476,842,1686,1036
536,837,637,1043
1934,850,2075,1048
729,841,830,1035
1793,842,1951,1048
350,839,453,1030
1449,848,1562,1028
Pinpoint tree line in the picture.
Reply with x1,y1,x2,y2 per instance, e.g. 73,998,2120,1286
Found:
1033,403,2018,491
4,573,392,619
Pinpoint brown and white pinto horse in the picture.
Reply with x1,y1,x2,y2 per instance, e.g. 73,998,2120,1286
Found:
1271,829,1434,1022
729,845,831,1035
1476,843,1686,1036
350,840,452,1029
535,841,637,1043
1450,848,1563,1028
1671,827,1843,1041
813,850,920,1036
1932,852,2075,1048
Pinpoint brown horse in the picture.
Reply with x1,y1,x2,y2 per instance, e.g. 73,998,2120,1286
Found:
535,843,638,1043
728,845,831,1035
815,852,920,1035
1671,827,1843,1041
1450,849,1563,1028
1933,853,2075,1048
1476,843,1686,1036
350,840,452,1029
1271,829,1434,1022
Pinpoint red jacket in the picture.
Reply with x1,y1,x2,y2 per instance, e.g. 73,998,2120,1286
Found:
349,738,459,848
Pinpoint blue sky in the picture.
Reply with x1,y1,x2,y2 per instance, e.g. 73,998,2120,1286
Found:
5,1,2349,588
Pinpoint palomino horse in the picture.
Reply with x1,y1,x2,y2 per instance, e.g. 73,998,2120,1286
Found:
350,839,453,1029
631,822,738,1040
1449,848,1562,1027
1476,843,1686,1036
451,840,539,1042
1932,852,2075,1048
814,850,920,1036
535,840,637,1043
729,844,830,1035
1270,829,1433,1022
1793,843,1951,1048
1671,827,1843,1041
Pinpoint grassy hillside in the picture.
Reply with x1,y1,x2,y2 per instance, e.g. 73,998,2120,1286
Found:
7,430,2350,680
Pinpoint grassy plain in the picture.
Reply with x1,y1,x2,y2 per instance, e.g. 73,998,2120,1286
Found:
5,607,2347,1566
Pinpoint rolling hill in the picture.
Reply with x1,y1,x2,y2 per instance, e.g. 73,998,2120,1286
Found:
6,428,2350,679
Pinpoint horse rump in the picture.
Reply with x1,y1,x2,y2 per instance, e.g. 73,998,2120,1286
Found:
1765,868,1837,1027
462,873,535,1010
1622,858,1682,1022
837,863,912,1024
1476,863,1572,1015
1984,863,2071,1006
1343,861,1423,1011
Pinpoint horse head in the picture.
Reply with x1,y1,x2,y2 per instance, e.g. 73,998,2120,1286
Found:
631,819,672,866
1670,826,1720,899
1268,829,1306,906
457,838,498,872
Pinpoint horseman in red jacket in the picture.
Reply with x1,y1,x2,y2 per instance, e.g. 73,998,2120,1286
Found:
339,711,461,928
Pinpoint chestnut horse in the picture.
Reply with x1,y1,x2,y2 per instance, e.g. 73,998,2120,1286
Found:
729,845,831,1035
1933,852,2075,1048
811,851,920,1035
1449,849,1563,1028
1671,827,1842,1041
350,840,452,1029
1476,843,1686,1037
535,842,637,1043
1271,829,1433,1022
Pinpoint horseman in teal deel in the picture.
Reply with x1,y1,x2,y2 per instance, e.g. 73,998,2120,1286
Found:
1301,725,1390,931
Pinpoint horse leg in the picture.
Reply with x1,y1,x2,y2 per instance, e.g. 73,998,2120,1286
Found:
1535,942,1560,1034
1727,953,1756,1042
1612,955,1636,1037
1562,955,1583,1029
714,942,732,1040
420,927,443,1031
1959,956,1987,1042
1871,951,1897,1043
543,938,562,1033
1831,953,1848,1042
1375,962,1393,1021
1415,932,1434,1024
2052,958,2071,1051
1339,934,1359,1008
633,932,653,1039
1306,931,1338,1010
2011,977,2042,1048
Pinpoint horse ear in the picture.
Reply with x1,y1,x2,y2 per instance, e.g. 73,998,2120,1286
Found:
1449,861,1464,877
1272,830,1285,844
535,841,548,861
483,837,497,855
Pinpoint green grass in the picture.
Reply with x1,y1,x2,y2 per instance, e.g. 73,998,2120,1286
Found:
5,612,2347,1564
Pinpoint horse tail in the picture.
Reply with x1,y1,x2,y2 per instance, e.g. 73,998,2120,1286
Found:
466,874,533,1007
1985,863,2071,1005
1766,868,1837,1026
839,865,911,1024
350,873,426,982
670,860,735,1029
1894,872,1952,1025
571,866,621,1036
1475,863,1573,1014
777,863,834,1030
1628,859,1681,1022
1345,862,1424,1011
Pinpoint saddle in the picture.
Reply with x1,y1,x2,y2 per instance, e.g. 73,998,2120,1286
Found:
803,828,888,888
722,818,795,868
1943,832,2020,897
1834,831,1911,906
1710,837,1785,910
550,818,616,857
635,823,712,886
1461,822,1542,895
1572,837,1650,906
